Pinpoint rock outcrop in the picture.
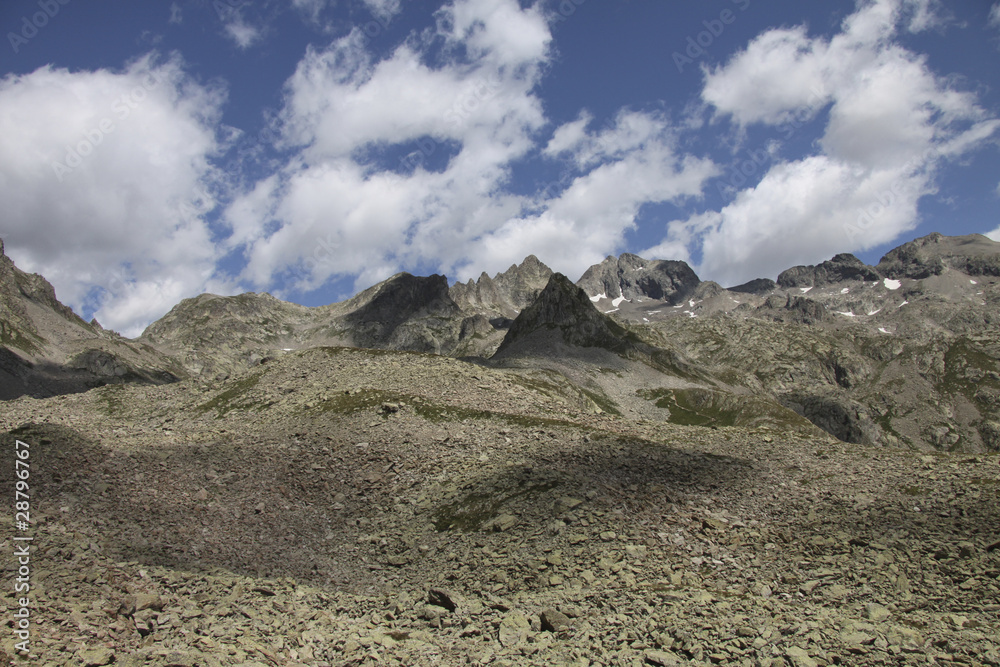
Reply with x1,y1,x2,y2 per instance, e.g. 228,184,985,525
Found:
777,253,882,288
577,253,700,305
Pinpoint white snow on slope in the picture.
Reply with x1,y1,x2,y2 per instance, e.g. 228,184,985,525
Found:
589,293,606,303
612,295,628,308
878,327,891,334
884,279,901,290
836,311,856,317
799,287,813,293
898,300,908,307
867,308,881,316
841,288,850,294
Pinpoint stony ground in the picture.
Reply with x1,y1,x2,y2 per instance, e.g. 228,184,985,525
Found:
2,347,999,666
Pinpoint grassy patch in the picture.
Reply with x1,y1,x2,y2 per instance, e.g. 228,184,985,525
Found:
196,372,265,417
413,401,574,430
637,387,816,432
0,319,45,355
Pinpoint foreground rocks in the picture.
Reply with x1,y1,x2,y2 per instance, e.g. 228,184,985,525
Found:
2,347,998,665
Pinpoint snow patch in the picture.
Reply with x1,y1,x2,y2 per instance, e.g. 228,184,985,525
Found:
642,317,649,322
604,308,619,314
647,310,661,315
883,278,901,290
589,293,606,303
840,288,850,294
799,287,813,293
612,295,628,308
835,311,856,317
970,279,978,285
878,327,892,334
867,308,882,316
898,300,908,307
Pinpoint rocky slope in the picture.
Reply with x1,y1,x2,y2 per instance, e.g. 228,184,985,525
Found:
0,240,185,400
617,235,1000,453
2,346,998,665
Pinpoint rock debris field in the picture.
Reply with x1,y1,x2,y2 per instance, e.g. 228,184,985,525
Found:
2,347,999,666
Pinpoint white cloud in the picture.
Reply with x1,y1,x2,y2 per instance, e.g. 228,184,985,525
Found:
544,111,592,157
169,2,182,25
652,0,999,286
224,17,262,49
990,3,1000,28
362,0,402,22
987,226,1000,242
227,0,720,293
230,0,554,292
458,113,719,281
0,56,230,336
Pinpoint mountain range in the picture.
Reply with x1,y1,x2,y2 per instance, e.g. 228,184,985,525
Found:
2,232,999,453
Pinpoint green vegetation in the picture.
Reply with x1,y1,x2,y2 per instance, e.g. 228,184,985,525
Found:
0,318,45,355
196,372,265,417
637,387,815,432
637,388,737,427
942,337,1000,401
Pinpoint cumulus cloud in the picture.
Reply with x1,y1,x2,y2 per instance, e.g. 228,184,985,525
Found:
650,0,1000,286
990,3,1000,28
0,55,231,336
362,0,403,22
226,0,720,294
228,0,551,293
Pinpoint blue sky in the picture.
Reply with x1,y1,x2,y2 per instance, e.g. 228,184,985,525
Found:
1,0,998,336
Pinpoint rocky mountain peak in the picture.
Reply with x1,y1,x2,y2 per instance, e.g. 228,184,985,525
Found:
450,255,553,317
876,232,1000,279
493,273,629,356
777,253,882,288
576,254,700,305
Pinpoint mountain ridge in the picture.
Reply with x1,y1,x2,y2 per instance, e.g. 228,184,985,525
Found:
2,232,999,452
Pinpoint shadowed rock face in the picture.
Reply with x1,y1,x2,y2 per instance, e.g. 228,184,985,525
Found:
876,232,1000,279
728,278,777,295
343,273,465,353
494,273,631,356
577,253,700,305
777,253,882,288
